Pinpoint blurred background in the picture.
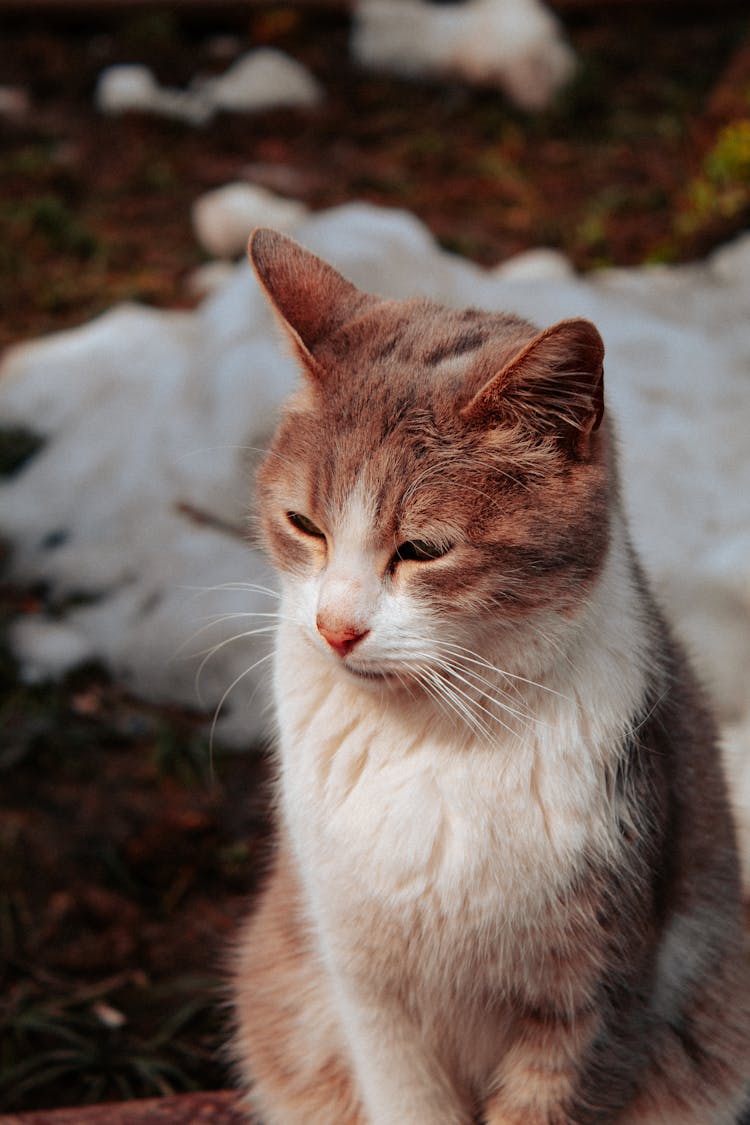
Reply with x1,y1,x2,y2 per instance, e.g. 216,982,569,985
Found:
1,0,749,1113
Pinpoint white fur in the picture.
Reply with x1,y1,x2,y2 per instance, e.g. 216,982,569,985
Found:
272,485,648,1123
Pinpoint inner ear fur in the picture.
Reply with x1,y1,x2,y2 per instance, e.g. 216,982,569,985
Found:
248,228,371,382
460,318,605,458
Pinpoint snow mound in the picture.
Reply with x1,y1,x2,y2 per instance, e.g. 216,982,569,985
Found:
1,201,749,887
95,49,322,125
192,183,308,260
352,0,575,110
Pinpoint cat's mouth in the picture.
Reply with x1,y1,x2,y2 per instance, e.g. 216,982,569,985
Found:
344,662,397,684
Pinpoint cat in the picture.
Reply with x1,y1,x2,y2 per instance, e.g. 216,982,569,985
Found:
230,227,750,1124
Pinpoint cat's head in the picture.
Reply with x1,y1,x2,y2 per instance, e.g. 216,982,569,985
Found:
250,228,611,690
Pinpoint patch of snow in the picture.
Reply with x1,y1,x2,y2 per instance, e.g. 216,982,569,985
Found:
1,200,749,883
185,261,238,300
206,48,322,114
352,0,575,110
95,63,213,125
192,183,308,260
710,231,750,287
491,247,574,282
95,64,162,114
11,617,96,683
95,49,322,125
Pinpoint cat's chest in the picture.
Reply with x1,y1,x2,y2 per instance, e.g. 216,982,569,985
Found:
276,654,610,921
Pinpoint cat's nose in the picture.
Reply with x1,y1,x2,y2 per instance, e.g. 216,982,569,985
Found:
316,617,369,658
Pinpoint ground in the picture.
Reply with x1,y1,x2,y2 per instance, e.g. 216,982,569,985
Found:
1,2,749,1112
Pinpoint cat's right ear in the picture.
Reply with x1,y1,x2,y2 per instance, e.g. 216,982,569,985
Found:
248,228,368,383
461,318,605,459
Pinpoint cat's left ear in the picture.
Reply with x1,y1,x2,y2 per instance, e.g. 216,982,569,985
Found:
248,228,370,383
460,318,605,459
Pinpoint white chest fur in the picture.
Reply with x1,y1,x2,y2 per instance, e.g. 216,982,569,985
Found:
274,626,635,943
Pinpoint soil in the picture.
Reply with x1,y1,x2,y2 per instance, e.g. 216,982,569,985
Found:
1,2,749,1113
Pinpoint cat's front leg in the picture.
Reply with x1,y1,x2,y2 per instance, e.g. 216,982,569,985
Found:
481,1002,599,1125
332,980,474,1125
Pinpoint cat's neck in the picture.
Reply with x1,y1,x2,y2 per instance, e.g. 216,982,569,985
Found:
485,505,652,750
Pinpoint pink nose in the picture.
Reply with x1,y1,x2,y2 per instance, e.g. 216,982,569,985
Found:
316,618,369,658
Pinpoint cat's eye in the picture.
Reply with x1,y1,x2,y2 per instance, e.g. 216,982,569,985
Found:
393,539,452,565
286,511,326,539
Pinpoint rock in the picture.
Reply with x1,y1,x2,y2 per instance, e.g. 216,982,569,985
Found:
192,183,308,260
352,0,575,110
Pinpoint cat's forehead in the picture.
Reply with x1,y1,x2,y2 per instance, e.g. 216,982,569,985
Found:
320,298,534,380
308,301,538,431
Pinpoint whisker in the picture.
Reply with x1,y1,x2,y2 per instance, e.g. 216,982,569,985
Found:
174,611,284,662
193,582,280,599
520,617,574,665
194,626,276,706
176,443,298,471
430,661,524,738
405,661,463,728
414,667,476,736
389,630,570,736
209,650,275,763
432,651,535,712
415,663,493,741
432,639,571,702
193,610,285,630
434,658,539,730
180,581,281,603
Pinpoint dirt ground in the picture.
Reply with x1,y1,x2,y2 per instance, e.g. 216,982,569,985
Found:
1,2,749,1112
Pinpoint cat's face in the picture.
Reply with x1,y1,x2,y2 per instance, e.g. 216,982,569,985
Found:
252,230,611,690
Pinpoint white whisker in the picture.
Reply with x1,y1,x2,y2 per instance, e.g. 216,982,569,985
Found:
204,583,280,599
195,626,276,706
430,659,524,738
431,649,534,711
193,610,285,630
173,611,284,663
180,580,280,600
434,658,539,731
414,663,494,741
432,638,571,702
209,650,275,758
